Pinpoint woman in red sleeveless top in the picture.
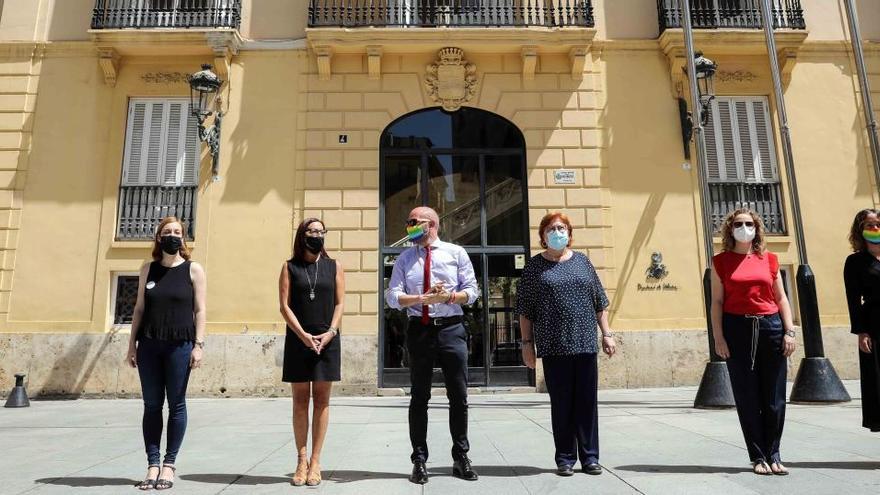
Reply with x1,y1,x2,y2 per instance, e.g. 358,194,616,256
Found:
710,208,797,476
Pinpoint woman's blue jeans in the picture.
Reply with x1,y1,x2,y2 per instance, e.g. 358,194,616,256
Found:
136,338,193,466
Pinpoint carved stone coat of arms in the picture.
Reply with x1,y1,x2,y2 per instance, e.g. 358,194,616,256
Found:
425,47,477,112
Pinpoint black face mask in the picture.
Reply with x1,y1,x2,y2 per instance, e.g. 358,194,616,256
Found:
304,236,324,254
160,235,183,255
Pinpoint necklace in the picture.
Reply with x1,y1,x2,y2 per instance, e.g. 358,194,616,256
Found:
305,257,320,301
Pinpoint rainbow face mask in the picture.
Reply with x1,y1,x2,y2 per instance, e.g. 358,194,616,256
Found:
406,223,428,242
863,229,880,244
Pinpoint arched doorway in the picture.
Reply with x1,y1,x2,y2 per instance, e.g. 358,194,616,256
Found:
379,107,532,387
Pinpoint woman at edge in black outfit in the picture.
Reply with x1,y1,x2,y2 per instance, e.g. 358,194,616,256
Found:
279,218,345,486
126,216,207,490
844,208,880,432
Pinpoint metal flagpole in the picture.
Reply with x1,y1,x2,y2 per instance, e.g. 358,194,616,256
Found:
681,0,735,409
843,0,880,193
757,0,850,403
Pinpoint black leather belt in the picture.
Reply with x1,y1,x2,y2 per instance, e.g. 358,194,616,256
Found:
409,316,463,328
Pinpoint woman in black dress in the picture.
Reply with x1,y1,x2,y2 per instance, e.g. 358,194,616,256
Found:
844,208,880,432
279,218,345,486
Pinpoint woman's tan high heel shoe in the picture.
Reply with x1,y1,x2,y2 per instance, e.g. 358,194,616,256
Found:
306,463,322,486
291,457,309,486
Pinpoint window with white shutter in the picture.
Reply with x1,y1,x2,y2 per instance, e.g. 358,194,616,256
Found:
117,98,200,240
704,96,786,234
122,99,199,187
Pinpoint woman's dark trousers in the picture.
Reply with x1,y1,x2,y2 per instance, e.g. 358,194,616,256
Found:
722,313,787,464
542,352,599,468
137,338,193,466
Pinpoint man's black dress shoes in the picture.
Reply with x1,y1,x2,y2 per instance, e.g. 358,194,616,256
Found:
583,463,603,475
409,461,428,484
452,455,478,481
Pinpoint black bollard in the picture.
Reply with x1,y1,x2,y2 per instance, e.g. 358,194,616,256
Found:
694,268,736,408
4,373,30,408
789,265,851,403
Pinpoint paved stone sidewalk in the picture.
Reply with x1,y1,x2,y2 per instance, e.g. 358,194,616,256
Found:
2,382,878,494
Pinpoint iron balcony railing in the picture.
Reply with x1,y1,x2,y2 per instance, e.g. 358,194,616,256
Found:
309,0,594,28
657,0,804,31
709,182,786,234
117,185,197,240
91,0,241,29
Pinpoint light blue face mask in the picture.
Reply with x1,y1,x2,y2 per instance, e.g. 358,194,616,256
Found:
547,230,569,250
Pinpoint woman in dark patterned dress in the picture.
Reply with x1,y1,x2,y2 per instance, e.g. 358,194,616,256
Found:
279,218,345,486
515,212,617,477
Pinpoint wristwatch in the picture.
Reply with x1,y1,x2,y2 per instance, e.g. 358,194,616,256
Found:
784,329,796,338
194,340,205,349
328,327,338,337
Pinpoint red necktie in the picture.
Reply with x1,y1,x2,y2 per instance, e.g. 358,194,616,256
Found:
421,245,431,325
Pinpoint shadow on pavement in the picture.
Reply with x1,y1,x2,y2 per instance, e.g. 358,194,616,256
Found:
181,474,288,485
613,465,751,474
181,466,561,485
616,461,880,473
34,477,140,487
325,470,413,482
333,401,551,409
785,461,880,470
183,471,411,484
427,465,557,477
598,400,696,409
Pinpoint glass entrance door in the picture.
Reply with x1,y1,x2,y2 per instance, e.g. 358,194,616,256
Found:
379,107,532,388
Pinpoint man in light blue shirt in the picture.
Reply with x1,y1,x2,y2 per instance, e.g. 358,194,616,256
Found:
385,206,479,484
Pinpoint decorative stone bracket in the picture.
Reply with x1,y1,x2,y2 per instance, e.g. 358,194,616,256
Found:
521,46,538,80
98,48,120,87
569,45,590,79
367,45,382,80
206,31,241,80
314,45,333,81
779,47,798,86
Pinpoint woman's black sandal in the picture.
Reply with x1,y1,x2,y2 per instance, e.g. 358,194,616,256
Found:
135,465,159,490
155,465,176,490
770,461,789,476
752,460,772,475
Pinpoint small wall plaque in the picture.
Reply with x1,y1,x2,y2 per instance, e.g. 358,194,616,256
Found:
553,169,576,185
338,134,348,144
514,254,525,269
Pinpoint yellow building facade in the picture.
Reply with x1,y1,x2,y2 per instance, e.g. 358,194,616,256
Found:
1,0,879,396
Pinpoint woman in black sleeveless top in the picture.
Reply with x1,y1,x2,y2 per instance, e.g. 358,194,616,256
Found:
126,216,207,490
279,218,345,486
